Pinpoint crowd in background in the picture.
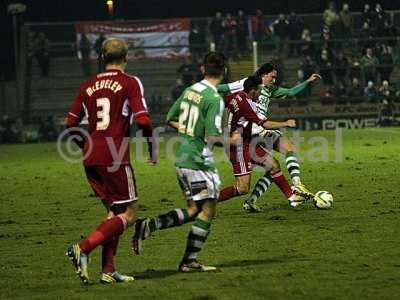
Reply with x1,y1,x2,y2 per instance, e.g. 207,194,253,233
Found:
177,2,400,108
0,115,58,143
29,3,399,108
11,3,399,139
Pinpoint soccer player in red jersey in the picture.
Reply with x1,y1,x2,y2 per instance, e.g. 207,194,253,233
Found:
65,38,156,284
218,76,305,210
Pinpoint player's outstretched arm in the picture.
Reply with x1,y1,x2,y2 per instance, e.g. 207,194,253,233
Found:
274,74,321,98
262,119,296,129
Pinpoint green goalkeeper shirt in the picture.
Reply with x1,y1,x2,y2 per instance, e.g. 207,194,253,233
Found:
167,79,224,171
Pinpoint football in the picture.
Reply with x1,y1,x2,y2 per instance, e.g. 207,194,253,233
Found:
313,191,333,209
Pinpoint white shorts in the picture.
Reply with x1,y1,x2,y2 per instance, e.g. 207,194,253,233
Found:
176,168,221,202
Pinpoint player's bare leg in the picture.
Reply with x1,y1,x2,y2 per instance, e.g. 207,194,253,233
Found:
218,173,251,202
67,201,138,284
100,205,134,284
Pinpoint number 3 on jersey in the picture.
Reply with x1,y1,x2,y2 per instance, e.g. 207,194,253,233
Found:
179,102,199,136
96,98,110,130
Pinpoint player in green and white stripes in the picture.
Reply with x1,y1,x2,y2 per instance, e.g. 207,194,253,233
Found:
133,52,239,272
218,63,321,210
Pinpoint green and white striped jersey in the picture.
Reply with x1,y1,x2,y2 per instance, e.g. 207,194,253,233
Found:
218,79,309,118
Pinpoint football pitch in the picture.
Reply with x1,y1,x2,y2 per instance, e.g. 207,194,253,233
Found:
0,128,399,300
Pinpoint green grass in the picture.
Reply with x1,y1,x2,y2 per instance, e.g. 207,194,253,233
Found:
0,128,399,300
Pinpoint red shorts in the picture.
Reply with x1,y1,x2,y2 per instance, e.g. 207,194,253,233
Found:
230,144,270,176
84,164,138,206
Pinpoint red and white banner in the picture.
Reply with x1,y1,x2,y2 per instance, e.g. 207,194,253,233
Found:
75,18,191,59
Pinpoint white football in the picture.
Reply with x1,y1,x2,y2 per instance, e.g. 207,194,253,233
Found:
313,191,333,209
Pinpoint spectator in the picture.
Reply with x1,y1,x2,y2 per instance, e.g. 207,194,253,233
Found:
93,34,106,73
171,78,185,102
364,81,378,101
189,24,206,62
34,32,50,77
378,80,394,99
270,56,285,85
361,4,374,26
209,12,224,51
194,57,204,82
0,115,20,143
299,55,316,97
273,14,289,56
334,51,348,87
317,48,334,86
339,3,353,37
321,25,333,51
349,56,362,82
378,45,394,82
177,57,197,87
222,13,238,59
38,116,58,141
319,85,336,105
359,21,375,49
252,9,265,42
378,99,394,126
335,82,347,104
382,20,398,49
300,28,314,57
373,3,388,36
79,34,92,77
347,78,364,103
288,11,304,57
323,2,340,33
236,10,248,57
361,48,379,83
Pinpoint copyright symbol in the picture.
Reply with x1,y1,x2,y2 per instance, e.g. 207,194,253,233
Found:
57,127,93,163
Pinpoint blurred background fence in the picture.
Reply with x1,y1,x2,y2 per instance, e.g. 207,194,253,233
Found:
1,9,400,143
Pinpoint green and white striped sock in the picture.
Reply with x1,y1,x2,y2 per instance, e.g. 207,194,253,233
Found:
248,171,273,203
182,218,211,263
151,208,191,231
286,151,301,186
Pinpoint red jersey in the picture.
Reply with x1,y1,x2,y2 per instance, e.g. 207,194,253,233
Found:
66,69,152,166
225,91,265,144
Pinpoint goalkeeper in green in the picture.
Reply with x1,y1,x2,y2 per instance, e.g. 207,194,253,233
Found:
218,63,321,211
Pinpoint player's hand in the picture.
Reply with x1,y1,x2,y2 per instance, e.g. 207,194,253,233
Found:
285,119,296,128
307,73,322,83
230,131,241,145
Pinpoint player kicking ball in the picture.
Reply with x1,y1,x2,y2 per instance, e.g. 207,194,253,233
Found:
218,64,321,211
65,38,156,284
218,76,305,209
133,52,238,272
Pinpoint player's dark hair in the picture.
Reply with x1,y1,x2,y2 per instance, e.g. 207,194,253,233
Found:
203,52,227,77
243,76,262,93
102,38,128,65
254,63,276,77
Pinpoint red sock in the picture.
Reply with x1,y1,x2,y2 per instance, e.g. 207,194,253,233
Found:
79,216,126,254
218,186,238,202
102,236,120,274
272,171,293,199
